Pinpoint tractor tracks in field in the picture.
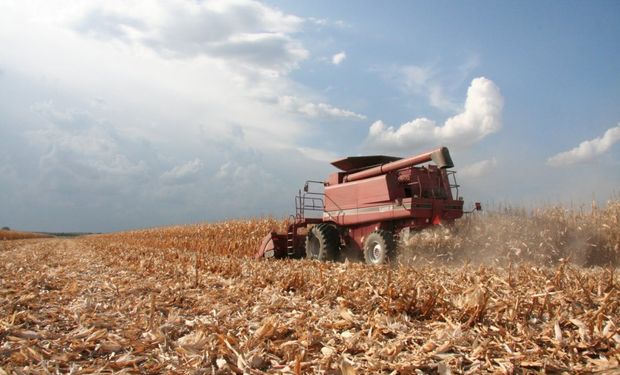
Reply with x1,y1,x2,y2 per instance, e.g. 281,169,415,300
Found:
0,237,161,371
0,238,112,318
0,236,138,331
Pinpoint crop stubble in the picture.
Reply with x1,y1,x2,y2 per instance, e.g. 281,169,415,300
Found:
0,203,619,373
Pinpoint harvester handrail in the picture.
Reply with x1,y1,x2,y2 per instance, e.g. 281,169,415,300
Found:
295,181,325,221
447,170,460,200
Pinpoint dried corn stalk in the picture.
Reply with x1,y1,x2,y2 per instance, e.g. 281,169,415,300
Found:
1,201,619,373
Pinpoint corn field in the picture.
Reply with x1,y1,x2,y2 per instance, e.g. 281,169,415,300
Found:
0,201,619,373
0,230,51,241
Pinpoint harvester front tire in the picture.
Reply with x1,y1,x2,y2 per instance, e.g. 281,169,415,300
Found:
364,230,395,265
305,224,340,261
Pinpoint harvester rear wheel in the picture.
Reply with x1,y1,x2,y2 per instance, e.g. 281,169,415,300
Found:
305,224,340,261
363,230,395,265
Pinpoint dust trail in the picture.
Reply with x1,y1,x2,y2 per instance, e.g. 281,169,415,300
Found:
397,200,620,267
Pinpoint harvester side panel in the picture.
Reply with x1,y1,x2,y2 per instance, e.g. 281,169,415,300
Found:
324,174,400,210
323,197,463,227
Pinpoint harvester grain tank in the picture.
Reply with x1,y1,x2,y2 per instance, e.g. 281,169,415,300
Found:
256,146,479,264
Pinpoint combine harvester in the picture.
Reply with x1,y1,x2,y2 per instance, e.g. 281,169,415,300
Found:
256,146,480,264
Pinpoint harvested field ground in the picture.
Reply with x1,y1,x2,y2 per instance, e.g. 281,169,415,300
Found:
1,203,619,374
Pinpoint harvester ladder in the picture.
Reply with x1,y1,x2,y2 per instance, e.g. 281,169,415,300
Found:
286,215,296,256
288,181,325,257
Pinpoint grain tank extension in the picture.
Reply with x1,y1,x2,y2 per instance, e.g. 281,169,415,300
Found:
256,146,480,264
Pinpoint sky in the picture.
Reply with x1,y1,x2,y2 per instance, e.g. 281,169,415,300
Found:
1,0,619,232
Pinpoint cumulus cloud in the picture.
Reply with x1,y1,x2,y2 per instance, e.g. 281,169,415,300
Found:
547,124,620,167
278,96,366,120
459,158,498,178
331,51,346,65
366,77,503,150
74,0,308,74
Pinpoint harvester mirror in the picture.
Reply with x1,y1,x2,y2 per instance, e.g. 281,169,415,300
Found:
303,182,309,192
475,202,482,211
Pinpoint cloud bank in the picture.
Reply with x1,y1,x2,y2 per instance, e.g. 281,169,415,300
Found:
366,77,503,151
75,0,308,75
0,1,345,231
547,123,620,166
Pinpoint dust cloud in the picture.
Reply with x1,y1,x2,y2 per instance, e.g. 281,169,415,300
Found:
396,201,620,267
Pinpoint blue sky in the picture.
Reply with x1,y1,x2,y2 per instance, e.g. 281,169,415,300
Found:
0,1,619,232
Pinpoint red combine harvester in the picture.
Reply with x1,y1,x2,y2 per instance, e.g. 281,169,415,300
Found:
256,146,479,264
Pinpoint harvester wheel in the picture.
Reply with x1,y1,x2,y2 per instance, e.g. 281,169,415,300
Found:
363,230,395,265
305,224,340,261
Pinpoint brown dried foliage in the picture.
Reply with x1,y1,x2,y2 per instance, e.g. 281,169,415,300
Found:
400,200,620,267
89,217,285,258
84,201,620,267
0,230,51,241
1,202,619,373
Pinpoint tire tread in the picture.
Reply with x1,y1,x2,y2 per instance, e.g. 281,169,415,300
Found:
305,223,340,261
363,230,395,264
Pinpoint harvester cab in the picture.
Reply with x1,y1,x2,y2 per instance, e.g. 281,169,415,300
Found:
256,146,475,264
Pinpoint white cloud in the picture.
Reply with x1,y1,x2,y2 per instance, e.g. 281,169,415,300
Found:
331,51,346,65
547,124,620,167
28,102,148,178
297,147,339,163
307,17,349,29
401,65,432,87
215,160,275,189
0,0,333,149
399,65,460,112
0,1,344,231
395,59,481,112
459,158,498,178
278,96,366,120
366,77,503,150
73,0,308,75
161,158,204,182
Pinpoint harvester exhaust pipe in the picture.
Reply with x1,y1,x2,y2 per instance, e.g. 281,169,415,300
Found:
344,146,454,182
